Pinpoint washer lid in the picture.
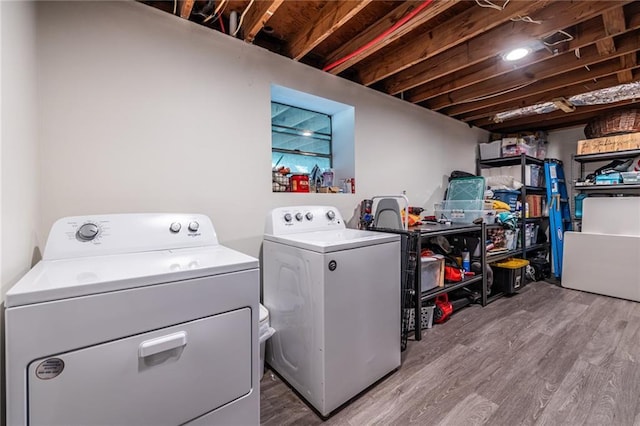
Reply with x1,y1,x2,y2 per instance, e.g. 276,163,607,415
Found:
5,246,258,308
264,228,399,253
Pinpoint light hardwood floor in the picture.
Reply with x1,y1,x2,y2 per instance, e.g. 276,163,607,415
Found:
260,281,640,425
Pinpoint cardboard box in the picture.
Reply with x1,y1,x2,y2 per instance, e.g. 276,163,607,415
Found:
577,132,640,155
525,195,543,217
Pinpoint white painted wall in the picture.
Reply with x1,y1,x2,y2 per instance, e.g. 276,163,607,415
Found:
548,126,586,209
36,1,486,257
1,0,40,300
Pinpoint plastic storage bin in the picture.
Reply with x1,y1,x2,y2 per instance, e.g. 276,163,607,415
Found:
493,258,529,294
421,255,444,292
259,304,275,379
435,200,497,224
492,189,519,211
406,306,435,331
479,140,502,160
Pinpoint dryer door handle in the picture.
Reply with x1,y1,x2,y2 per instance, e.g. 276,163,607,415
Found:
138,331,188,358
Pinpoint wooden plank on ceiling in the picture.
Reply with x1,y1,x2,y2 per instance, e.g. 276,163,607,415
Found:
356,0,553,86
425,31,640,111
382,0,636,95
408,12,640,104
243,0,285,43
596,6,627,55
286,0,373,61
324,0,462,75
180,0,195,18
443,58,639,118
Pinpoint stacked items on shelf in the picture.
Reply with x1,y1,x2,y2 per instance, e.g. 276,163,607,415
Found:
434,176,497,225
479,130,548,161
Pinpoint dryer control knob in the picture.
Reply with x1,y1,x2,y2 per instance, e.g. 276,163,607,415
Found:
305,212,314,221
326,210,336,220
284,213,293,222
169,222,182,233
188,221,199,232
295,212,303,221
76,223,99,241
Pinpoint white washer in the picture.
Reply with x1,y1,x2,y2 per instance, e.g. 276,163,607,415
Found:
4,213,260,426
263,206,401,417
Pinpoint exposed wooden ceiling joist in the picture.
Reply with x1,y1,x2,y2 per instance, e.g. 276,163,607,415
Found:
286,0,373,61
242,0,285,43
382,0,635,96
356,0,552,87
617,52,638,83
445,57,639,118
323,0,462,75
179,0,195,18
425,31,640,111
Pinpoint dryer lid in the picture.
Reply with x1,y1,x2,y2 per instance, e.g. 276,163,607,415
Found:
264,228,399,253
5,246,258,308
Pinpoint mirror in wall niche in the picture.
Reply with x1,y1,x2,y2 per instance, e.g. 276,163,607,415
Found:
271,84,355,193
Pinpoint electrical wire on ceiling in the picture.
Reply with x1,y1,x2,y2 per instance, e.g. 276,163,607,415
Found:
232,0,256,37
475,0,510,11
322,0,435,72
459,80,537,104
510,15,542,25
203,0,228,24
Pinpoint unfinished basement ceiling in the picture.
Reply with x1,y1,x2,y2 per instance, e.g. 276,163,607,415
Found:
141,0,640,134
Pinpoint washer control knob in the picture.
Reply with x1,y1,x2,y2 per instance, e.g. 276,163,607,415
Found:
188,221,200,232
77,223,99,241
305,212,314,221
169,222,182,233
295,212,303,221
284,213,293,222
326,210,336,220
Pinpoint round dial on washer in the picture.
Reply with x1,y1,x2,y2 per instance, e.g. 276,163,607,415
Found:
326,210,336,220
305,212,314,221
169,222,182,233
76,223,99,241
188,221,200,232
295,212,303,221
284,213,293,222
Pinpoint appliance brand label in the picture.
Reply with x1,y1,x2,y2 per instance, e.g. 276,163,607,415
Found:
35,358,65,380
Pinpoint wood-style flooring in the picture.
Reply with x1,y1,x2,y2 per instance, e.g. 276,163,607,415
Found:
260,281,640,425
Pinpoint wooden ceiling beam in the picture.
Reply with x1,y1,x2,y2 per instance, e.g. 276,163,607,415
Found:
382,0,636,95
409,13,640,104
356,0,551,86
441,57,639,118
596,7,626,55
286,0,373,61
617,53,638,83
243,0,285,44
179,0,195,18
323,0,461,75
456,69,639,123
480,99,639,132
425,31,640,111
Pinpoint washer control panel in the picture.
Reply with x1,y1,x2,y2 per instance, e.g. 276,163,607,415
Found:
265,206,346,235
44,214,218,260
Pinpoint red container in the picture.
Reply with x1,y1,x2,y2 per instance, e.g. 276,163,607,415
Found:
290,174,309,192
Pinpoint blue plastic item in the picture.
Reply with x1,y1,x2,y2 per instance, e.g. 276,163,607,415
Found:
574,194,588,219
492,189,519,211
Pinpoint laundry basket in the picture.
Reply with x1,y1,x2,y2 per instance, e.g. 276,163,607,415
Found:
259,304,275,379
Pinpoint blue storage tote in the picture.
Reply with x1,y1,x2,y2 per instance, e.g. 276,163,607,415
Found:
492,189,519,211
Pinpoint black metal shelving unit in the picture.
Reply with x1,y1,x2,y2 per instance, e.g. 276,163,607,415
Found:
571,149,640,226
368,222,487,345
477,154,550,261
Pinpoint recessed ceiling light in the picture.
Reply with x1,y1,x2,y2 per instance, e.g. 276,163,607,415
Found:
503,47,531,62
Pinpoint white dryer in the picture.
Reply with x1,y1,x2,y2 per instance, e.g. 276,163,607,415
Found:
4,213,260,426
263,206,401,417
